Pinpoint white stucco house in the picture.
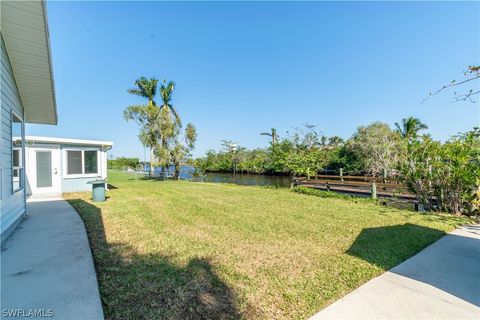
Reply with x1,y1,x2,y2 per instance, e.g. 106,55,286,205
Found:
1,1,58,241
24,136,112,195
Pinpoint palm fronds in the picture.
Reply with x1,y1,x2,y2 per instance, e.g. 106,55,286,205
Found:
127,77,158,105
395,117,428,139
159,80,181,124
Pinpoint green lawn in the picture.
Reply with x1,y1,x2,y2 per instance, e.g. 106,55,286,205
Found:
64,170,469,320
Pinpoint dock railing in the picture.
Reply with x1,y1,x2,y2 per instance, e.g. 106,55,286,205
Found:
294,169,415,201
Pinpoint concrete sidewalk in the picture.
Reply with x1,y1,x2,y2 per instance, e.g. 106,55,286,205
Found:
311,225,480,319
1,197,104,319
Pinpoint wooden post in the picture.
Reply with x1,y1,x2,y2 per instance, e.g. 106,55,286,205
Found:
371,183,377,199
339,168,343,181
382,168,387,183
326,181,330,191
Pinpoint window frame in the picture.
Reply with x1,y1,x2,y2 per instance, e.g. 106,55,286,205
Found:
11,111,24,194
64,148,100,179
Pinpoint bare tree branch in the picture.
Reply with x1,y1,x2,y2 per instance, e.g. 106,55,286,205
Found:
453,90,480,103
423,65,480,103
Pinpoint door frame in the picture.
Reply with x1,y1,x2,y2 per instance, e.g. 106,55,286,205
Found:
27,145,61,194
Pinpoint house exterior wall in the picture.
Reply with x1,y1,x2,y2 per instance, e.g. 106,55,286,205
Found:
62,177,96,193
60,145,106,193
1,36,26,240
25,143,109,194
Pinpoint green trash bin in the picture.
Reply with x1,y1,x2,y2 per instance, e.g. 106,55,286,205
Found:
88,179,106,202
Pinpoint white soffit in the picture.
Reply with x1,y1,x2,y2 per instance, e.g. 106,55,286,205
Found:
1,0,58,125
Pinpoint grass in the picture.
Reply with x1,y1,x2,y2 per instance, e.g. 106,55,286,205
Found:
64,170,471,320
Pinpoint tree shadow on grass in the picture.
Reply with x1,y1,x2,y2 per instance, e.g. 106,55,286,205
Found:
67,199,242,320
347,223,480,307
346,223,446,271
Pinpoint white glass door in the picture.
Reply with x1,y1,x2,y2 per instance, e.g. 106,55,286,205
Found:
30,148,60,194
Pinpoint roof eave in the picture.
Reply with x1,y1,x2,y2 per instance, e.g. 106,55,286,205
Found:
1,0,58,125
40,0,58,125
25,136,114,147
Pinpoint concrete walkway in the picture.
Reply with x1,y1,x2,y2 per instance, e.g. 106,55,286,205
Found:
1,197,104,320
311,225,480,319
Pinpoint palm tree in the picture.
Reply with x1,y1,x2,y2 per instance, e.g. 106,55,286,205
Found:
394,117,428,139
156,80,183,175
127,77,158,106
261,128,279,145
159,80,181,124
124,77,160,174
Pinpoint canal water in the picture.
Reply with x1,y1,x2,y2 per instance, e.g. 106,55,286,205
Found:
150,166,293,188
196,172,292,188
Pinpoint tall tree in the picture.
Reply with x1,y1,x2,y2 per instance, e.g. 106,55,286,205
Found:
261,128,279,145
394,117,428,139
155,107,177,174
221,140,239,174
153,107,197,179
348,122,401,176
171,123,197,179
124,77,160,174
124,77,197,178
127,77,158,106
159,80,181,124
155,80,182,173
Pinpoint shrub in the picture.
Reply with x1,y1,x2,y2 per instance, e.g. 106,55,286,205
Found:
399,128,480,215
108,157,140,169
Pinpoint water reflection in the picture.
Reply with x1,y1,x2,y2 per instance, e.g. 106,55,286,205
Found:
150,166,292,188
196,172,292,188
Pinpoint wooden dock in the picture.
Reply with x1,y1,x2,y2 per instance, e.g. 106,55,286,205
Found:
294,175,416,201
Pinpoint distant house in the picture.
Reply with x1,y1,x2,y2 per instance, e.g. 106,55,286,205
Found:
1,1,58,241
24,136,113,195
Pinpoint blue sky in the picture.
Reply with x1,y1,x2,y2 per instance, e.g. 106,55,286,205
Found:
27,1,479,159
